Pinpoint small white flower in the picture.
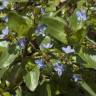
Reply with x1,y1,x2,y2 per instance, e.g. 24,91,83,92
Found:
61,46,75,54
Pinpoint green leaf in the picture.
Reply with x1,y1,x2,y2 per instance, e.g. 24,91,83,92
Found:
23,67,40,91
0,22,5,31
77,0,86,9
80,81,96,96
41,16,67,44
0,67,8,79
0,46,18,68
0,41,9,48
2,92,11,96
9,0,28,2
0,41,18,68
68,10,85,31
16,87,22,96
78,52,96,69
46,84,51,96
0,41,18,79
41,36,51,44
40,36,52,50
8,11,32,36
69,29,86,45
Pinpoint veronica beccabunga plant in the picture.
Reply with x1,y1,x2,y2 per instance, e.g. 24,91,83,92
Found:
0,0,96,96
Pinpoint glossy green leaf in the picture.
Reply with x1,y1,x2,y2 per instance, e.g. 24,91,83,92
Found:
2,92,11,96
69,29,86,45
0,41,18,69
15,87,22,96
78,52,96,69
0,41,9,48
41,16,67,44
68,10,85,31
23,67,40,91
9,0,27,2
0,67,8,79
8,11,32,36
0,47,18,68
46,84,51,96
80,81,96,96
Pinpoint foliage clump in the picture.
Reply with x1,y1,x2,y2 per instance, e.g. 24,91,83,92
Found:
0,0,96,96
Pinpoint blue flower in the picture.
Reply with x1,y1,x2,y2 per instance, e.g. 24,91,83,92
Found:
0,0,9,10
40,43,53,49
35,24,47,36
2,26,9,35
2,0,9,7
40,8,45,15
54,63,64,77
76,10,87,21
72,74,82,82
61,46,75,54
18,38,27,48
0,26,9,38
35,59,45,69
